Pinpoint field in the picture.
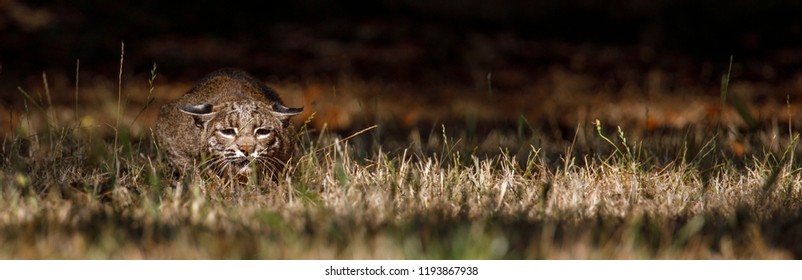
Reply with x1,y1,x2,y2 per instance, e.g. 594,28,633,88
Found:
1,52,802,259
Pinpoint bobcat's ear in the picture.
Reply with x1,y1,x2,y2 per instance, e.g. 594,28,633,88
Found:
179,104,217,128
271,103,303,128
272,103,303,117
179,104,214,115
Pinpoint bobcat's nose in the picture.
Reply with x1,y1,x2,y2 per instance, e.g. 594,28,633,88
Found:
239,144,254,154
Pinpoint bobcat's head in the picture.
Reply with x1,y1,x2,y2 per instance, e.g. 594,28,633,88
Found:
179,101,302,177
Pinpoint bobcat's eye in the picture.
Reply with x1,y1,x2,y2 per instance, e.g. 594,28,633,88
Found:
218,128,237,137
255,128,272,137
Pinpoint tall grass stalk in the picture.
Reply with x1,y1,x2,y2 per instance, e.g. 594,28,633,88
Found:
114,42,124,180
75,59,80,124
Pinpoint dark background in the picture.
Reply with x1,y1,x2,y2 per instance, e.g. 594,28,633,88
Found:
3,0,802,81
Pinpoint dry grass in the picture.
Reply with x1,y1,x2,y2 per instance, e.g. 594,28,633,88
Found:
1,67,801,260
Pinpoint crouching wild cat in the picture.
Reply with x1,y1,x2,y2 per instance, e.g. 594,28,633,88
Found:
155,68,302,180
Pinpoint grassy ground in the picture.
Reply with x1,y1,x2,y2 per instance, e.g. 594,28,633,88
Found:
1,65,801,259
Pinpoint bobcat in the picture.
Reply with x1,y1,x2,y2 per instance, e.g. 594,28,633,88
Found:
154,68,302,179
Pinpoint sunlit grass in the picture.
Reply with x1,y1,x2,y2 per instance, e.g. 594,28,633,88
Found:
0,66,801,259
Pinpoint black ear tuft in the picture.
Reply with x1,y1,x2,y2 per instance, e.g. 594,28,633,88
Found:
178,104,214,115
178,104,216,128
272,103,303,117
